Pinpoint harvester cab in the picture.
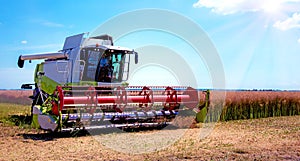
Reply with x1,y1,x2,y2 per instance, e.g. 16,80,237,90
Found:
18,33,137,92
18,33,209,132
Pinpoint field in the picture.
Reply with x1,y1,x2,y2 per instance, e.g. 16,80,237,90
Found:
0,90,32,105
208,90,300,121
0,90,299,160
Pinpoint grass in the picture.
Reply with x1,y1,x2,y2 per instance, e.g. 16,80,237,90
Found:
0,103,31,127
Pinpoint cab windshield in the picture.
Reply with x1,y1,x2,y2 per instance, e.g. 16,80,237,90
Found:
81,48,127,83
96,50,126,83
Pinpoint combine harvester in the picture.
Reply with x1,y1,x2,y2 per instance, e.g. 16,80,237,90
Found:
18,33,209,132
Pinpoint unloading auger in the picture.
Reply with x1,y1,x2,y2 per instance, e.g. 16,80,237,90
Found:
18,33,210,132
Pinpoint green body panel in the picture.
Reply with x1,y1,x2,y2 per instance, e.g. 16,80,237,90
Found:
31,114,40,128
67,81,98,86
34,63,43,83
41,76,59,94
33,63,116,94
196,107,207,123
34,63,59,94
196,90,210,123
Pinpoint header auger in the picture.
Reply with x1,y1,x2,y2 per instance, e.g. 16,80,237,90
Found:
18,33,210,132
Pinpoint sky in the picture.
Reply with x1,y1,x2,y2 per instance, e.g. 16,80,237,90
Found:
0,0,300,90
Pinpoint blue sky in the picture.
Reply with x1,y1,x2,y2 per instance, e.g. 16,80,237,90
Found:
0,0,300,90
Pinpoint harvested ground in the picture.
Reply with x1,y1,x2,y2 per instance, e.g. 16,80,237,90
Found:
0,116,299,161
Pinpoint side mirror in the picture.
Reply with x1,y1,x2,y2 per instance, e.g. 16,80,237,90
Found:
21,83,34,89
134,52,138,64
130,50,138,64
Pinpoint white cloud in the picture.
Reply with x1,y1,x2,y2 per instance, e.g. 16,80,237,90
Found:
42,21,64,28
2,43,62,52
273,12,300,30
193,0,255,15
19,43,62,51
193,0,300,15
30,19,68,28
21,40,27,44
298,38,300,44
